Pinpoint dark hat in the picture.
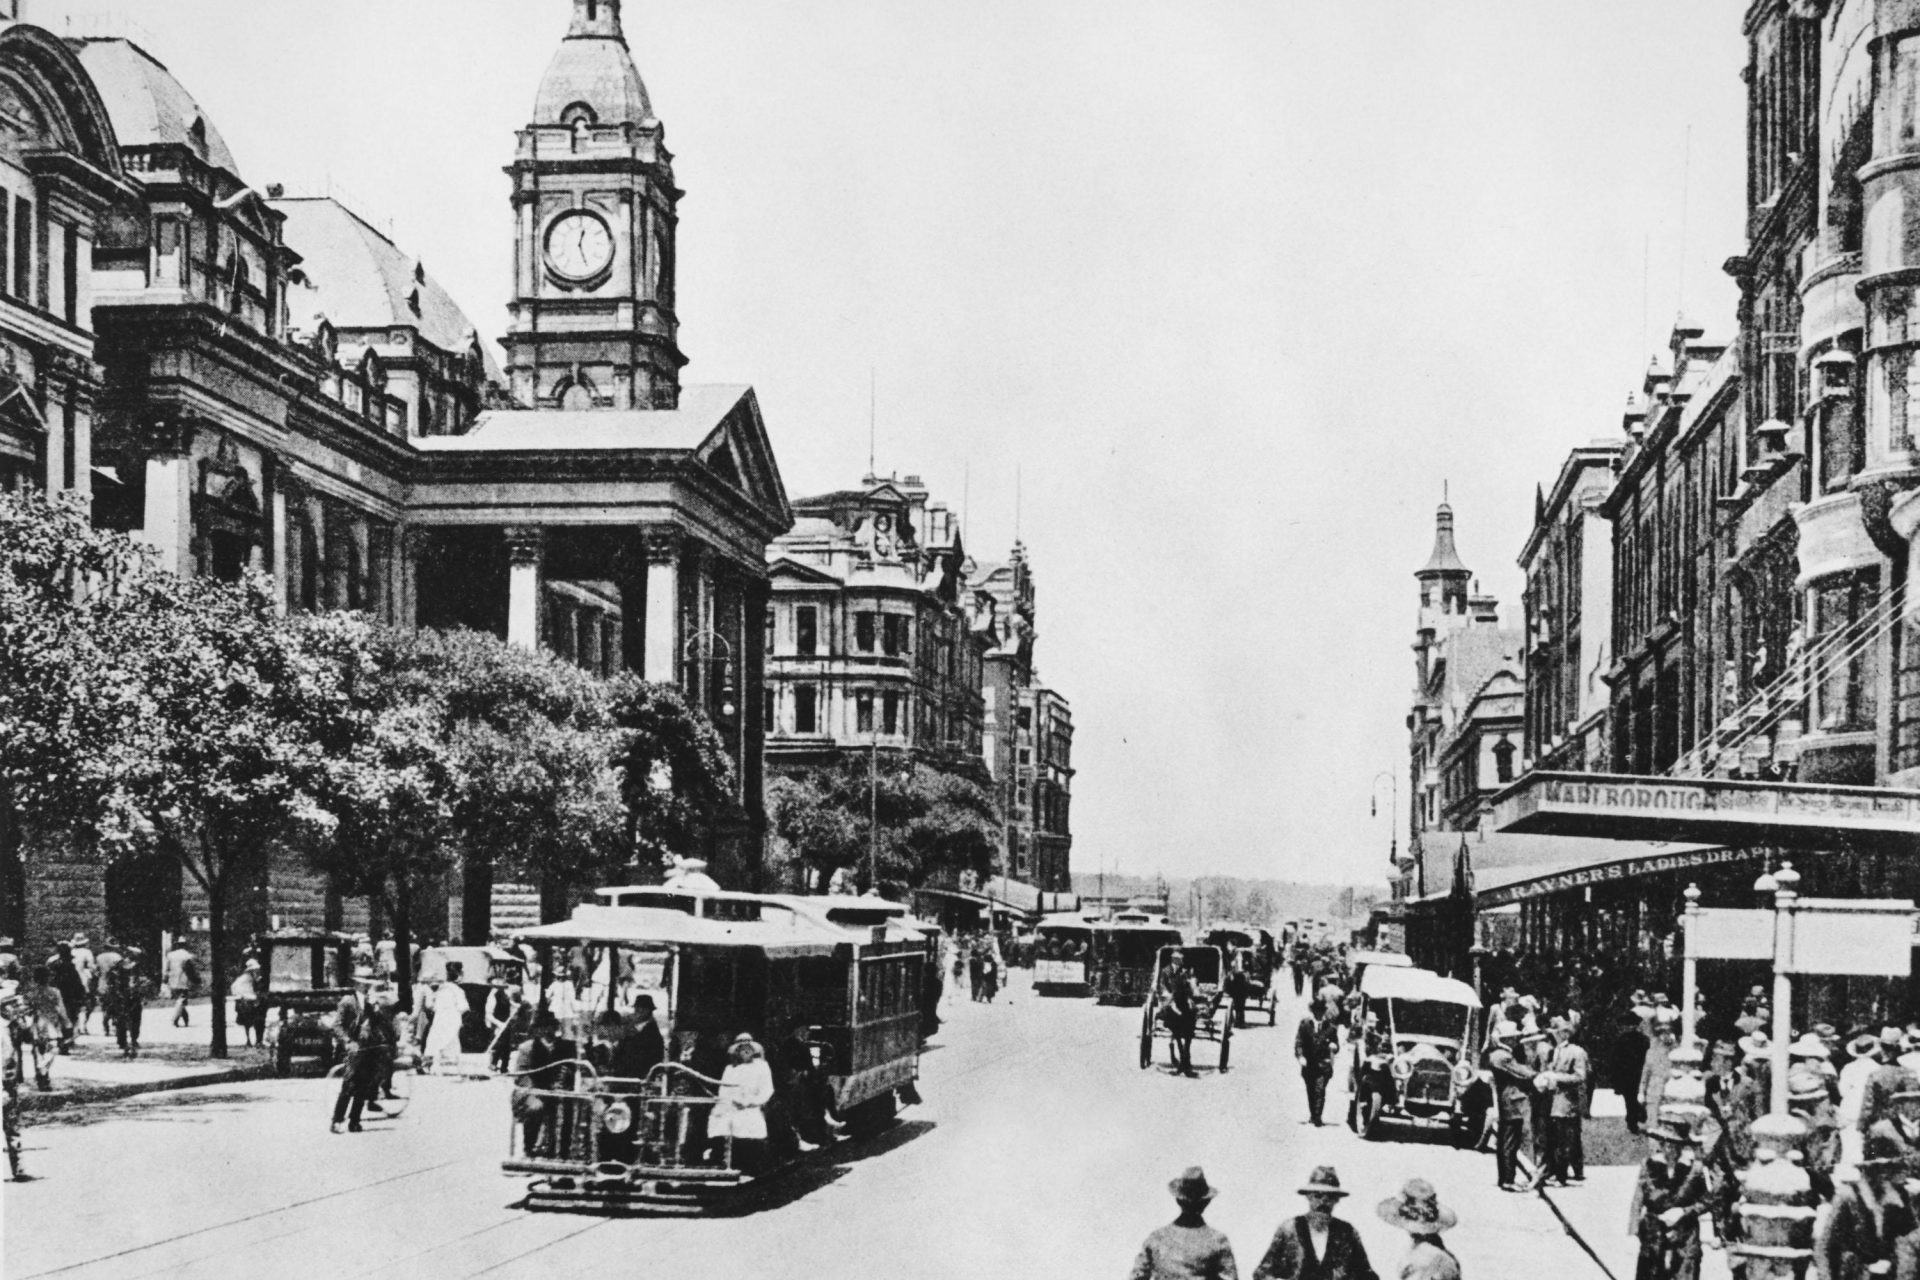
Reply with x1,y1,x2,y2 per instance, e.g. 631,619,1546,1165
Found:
1376,1179,1458,1233
1299,1166,1347,1197
1169,1166,1217,1206
1645,1120,1695,1146
531,1009,560,1032
633,994,656,1011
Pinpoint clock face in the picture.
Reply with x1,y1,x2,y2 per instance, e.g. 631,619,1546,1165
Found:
544,210,614,281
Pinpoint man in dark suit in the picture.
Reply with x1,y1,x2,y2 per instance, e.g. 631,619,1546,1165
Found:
329,982,389,1133
1251,1165,1377,1280
609,994,666,1084
1295,996,1341,1125
1486,1020,1537,1191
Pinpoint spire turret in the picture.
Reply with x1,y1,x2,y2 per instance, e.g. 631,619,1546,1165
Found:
1415,499,1472,620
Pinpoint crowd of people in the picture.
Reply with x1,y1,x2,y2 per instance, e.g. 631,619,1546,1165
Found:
1128,1163,1463,1280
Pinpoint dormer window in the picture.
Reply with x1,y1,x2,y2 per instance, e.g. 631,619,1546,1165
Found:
188,115,208,156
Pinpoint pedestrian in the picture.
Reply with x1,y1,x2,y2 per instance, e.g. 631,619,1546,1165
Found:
1128,1166,1239,1280
1630,1121,1709,1280
375,933,397,982
1160,951,1198,1077
0,938,16,982
488,984,532,1073
1639,1018,1678,1130
46,943,83,1049
1858,1026,1919,1143
1486,1020,1536,1192
230,959,264,1047
1838,1031,1885,1168
1538,1014,1589,1187
1226,952,1250,1032
1374,1179,1461,1280
1786,1066,1842,1201
1294,995,1340,1124
968,943,985,1002
1610,1008,1652,1134
329,979,386,1133
105,946,148,1059
21,965,66,1091
68,934,96,1036
422,963,470,1073
1817,1121,1916,1280
0,982,25,1181
164,939,197,1028
1249,1165,1376,1280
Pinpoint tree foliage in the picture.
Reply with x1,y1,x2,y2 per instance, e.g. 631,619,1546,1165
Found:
769,755,999,895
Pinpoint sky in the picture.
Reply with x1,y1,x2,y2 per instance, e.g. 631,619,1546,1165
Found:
41,0,1750,887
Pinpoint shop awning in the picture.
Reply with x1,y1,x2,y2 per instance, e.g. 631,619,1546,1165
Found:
1492,771,1920,850
983,875,1043,915
1406,827,1732,909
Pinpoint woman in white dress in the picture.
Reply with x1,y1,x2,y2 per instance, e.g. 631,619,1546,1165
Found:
707,1033,775,1174
422,963,470,1073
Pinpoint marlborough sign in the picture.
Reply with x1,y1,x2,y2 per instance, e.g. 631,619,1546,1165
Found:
1492,771,1920,849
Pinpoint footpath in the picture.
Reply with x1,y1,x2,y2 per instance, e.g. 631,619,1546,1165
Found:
16,997,274,1114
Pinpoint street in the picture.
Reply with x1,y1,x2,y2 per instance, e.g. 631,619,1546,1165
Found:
5,980,1613,1280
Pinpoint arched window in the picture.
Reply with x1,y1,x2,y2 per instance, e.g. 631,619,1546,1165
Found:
556,376,595,411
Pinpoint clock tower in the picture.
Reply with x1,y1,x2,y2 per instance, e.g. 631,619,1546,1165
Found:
503,0,685,411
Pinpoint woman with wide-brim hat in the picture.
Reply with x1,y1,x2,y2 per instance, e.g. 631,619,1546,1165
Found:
1128,1166,1238,1279
1630,1121,1710,1280
1376,1179,1459,1279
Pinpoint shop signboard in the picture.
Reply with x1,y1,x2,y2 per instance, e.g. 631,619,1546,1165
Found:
1691,907,1772,961
1781,899,1915,977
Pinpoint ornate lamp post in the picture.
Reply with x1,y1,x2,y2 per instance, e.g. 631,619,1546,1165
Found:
1681,882,1701,1048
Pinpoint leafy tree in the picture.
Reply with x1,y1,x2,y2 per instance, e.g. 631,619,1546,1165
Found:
608,679,740,877
768,755,1000,895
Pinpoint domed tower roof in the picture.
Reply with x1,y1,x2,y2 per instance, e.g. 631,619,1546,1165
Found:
1417,501,1470,578
73,38,240,177
531,0,654,128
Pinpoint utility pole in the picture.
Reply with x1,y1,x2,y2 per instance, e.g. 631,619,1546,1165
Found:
868,735,879,894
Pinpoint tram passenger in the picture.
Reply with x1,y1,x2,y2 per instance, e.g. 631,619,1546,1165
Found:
608,994,666,1085
774,1024,835,1147
708,1032,775,1175
509,1011,577,1158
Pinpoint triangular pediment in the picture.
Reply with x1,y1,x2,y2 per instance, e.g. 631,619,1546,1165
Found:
766,554,841,585
697,387,793,529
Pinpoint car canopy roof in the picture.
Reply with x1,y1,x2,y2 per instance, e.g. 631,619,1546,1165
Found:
1359,965,1481,1006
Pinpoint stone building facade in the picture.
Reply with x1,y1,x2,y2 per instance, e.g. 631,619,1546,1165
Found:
763,473,985,773
0,0,794,967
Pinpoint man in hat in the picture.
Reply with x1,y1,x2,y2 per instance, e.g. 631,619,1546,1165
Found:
1639,1017,1679,1135
1128,1166,1239,1280
1838,1031,1886,1168
1629,1120,1709,1280
164,938,197,1028
1857,1026,1919,1142
509,1010,577,1158
1250,1166,1376,1280
1295,995,1340,1124
1375,1179,1459,1280
1786,1066,1841,1201
609,994,666,1083
329,975,390,1133
230,958,264,1047
1610,1006,1653,1134
1486,1020,1537,1191
1161,952,1199,1078
1817,1121,1916,1280
1538,1015,1590,1187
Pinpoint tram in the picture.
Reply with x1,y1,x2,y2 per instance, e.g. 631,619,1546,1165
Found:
1032,911,1101,997
503,899,929,1212
1090,916,1186,1006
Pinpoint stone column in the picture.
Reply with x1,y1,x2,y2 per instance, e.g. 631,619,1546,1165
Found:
643,528,682,683
135,416,195,575
399,528,426,630
269,481,288,614
504,526,545,651
578,607,601,673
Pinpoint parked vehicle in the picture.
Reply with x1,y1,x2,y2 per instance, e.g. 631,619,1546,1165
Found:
257,929,358,1077
1346,965,1486,1145
504,900,929,1211
1138,944,1233,1072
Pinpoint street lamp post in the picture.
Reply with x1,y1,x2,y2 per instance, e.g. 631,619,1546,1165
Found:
1370,770,1399,870
1755,861,1801,1117
1681,882,1701,1049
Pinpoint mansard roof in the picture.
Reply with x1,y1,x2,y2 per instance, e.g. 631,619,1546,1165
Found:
274,196,501,379
73,38,240,176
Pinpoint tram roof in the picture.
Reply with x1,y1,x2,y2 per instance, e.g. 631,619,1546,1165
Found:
514,905,845,957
